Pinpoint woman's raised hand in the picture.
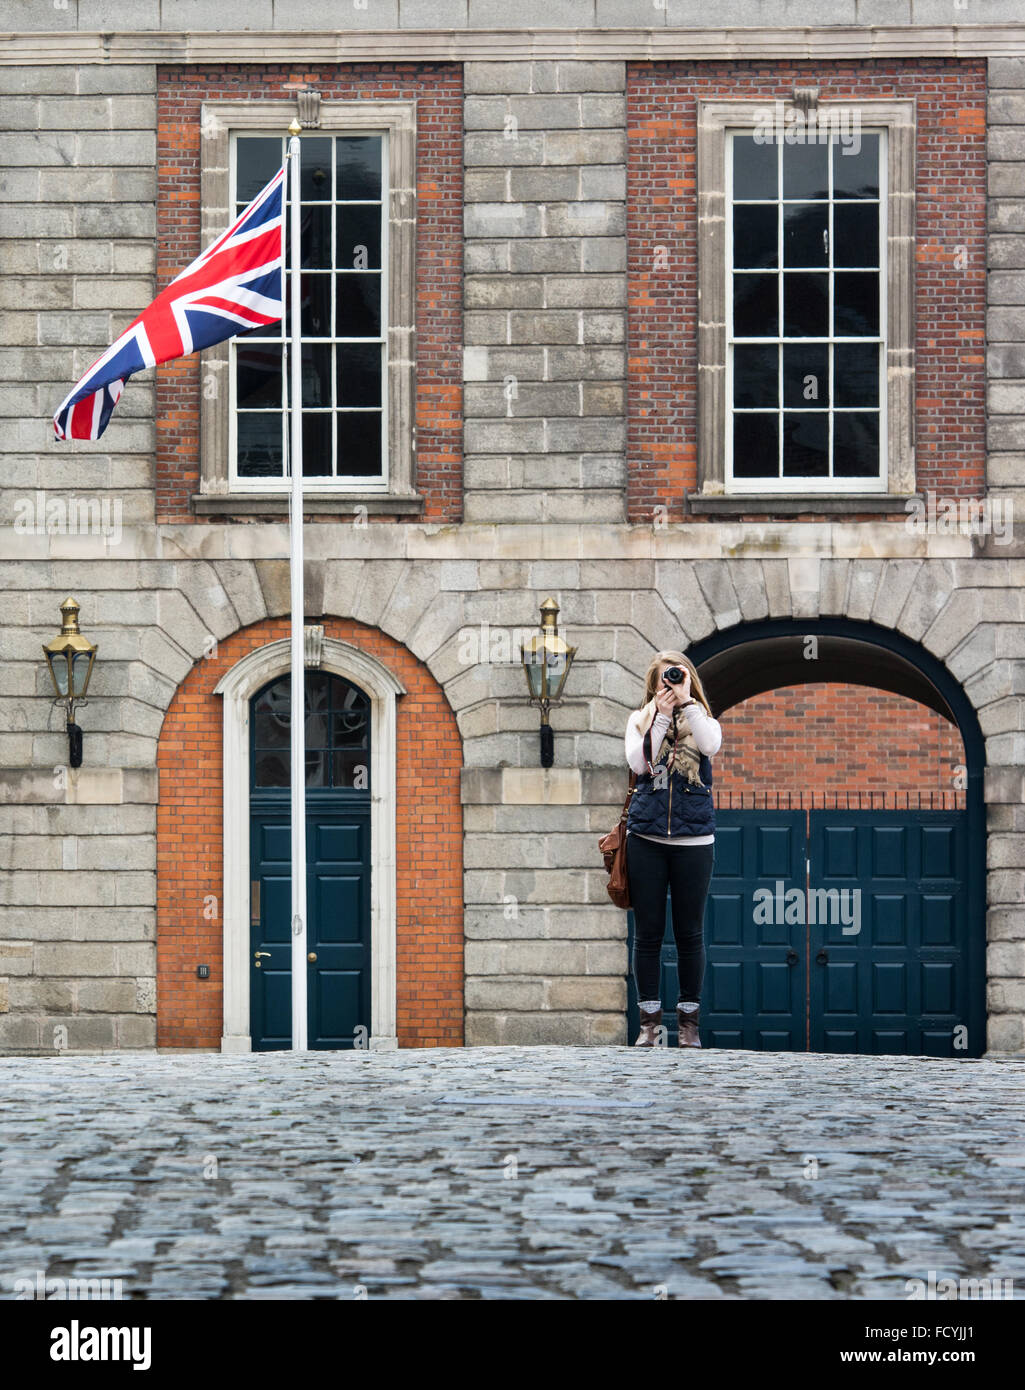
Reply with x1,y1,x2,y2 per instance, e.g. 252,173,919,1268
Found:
654,683,677,717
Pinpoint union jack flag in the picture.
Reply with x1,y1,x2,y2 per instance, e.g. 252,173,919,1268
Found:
54,165,286,441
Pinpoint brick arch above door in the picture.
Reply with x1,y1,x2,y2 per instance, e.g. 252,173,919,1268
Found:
156,616,463,1050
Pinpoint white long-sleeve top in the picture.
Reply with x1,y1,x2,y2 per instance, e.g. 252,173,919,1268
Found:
624,703,723,846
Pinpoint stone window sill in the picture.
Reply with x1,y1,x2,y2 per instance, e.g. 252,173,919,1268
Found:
687,494,921,517
192,493,425,517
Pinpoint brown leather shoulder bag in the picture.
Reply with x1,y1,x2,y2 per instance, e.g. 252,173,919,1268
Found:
598,772,637,910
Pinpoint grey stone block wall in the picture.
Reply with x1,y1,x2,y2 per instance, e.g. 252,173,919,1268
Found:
462,61,627,524
6,0,1025,32
0,64,158,1054
0,64,157,531
988,58,1025,502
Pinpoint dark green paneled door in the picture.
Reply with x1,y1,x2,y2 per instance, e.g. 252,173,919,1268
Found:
249,671,372,1051
627,808,978,1055
808,811,970,1057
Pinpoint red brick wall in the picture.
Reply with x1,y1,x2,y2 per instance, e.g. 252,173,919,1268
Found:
626,59,987,520
715,684,966,804
156,617,463,1048
155,64,463,523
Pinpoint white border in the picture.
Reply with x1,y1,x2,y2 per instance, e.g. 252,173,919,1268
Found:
213,637,406,1052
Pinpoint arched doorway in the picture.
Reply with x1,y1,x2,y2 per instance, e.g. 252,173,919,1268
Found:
156,616,465,1052
249,670,372,1051
628,619,986,1056
214,635,405,1053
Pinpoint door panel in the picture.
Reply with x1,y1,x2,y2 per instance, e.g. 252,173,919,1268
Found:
808,811,969,1057
307,807,370,1049
250,810,293,1049
249,804,370,1050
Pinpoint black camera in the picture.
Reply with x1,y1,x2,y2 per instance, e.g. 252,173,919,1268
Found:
662,666,685,684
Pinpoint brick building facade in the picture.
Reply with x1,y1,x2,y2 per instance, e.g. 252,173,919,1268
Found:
2,8,1025,1056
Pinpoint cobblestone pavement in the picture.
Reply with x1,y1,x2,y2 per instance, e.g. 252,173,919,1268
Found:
1,1048,1024,1300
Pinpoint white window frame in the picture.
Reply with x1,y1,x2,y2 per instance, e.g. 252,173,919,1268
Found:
696,98,916,503
725,126,888,494
196,99,421,515
227,127,391,493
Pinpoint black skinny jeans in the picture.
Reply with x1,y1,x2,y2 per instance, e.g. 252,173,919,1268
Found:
627,832,715,1003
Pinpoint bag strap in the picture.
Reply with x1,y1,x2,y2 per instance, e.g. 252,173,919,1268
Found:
619,772,637,826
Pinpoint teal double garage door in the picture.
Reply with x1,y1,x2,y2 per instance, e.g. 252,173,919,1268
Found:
627,809,983,1056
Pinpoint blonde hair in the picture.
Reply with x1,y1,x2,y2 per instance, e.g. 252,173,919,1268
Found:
640,650,713,718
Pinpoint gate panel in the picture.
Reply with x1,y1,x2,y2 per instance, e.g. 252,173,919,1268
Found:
808,810,971,1057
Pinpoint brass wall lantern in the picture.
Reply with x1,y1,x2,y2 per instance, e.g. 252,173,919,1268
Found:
520,597,576,768
43,597,97,769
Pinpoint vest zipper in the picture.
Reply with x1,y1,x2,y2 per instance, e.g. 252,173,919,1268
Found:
667,771,672,834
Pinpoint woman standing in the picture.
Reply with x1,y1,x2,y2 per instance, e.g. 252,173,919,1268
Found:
624,651,723,1048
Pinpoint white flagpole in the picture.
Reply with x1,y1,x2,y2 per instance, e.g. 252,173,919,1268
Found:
287,126,308,1051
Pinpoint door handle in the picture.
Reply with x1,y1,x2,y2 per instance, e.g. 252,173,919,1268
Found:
816,948,829,965
786,948,798,966
254,950,271,959
307,952,317,963
250,880,260,926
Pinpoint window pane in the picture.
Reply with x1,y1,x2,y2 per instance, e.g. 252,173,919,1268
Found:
300,138,333,200
336,205,382,270
237,137,282,202
783,142,828,200
733,345,777,408
732,134,777,201
300,342,332,408
733,205,777,270
254,751,289,788
834,342,880,406
782,412,829,477
783,203,828,267
336,343,382,407
333,751,371,791
832,134,880,199
733,273,778,337
335,273,381,337
305,750,329,788
335,136,382,200
834,272,879,336
332,708,368,746
237,343,282,408
337,411,382,477
834,203,879,268
733,412,779,478
300,205,332,269
305,706,330,748
302,413,332,476
300,273,331,337
783,272,828,337
833,411,880,477
783,343,828,408
237,412,283,478
253,688,290,747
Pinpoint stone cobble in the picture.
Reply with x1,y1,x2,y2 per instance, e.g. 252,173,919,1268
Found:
1,1048,1023,1300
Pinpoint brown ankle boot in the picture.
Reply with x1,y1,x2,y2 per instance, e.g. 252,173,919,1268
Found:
677,1005,702,1048
634,1006,663,1047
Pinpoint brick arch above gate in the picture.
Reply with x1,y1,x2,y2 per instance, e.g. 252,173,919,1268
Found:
156,616,463,1049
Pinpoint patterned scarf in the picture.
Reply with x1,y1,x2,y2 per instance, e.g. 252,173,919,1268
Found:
635,698,708,788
